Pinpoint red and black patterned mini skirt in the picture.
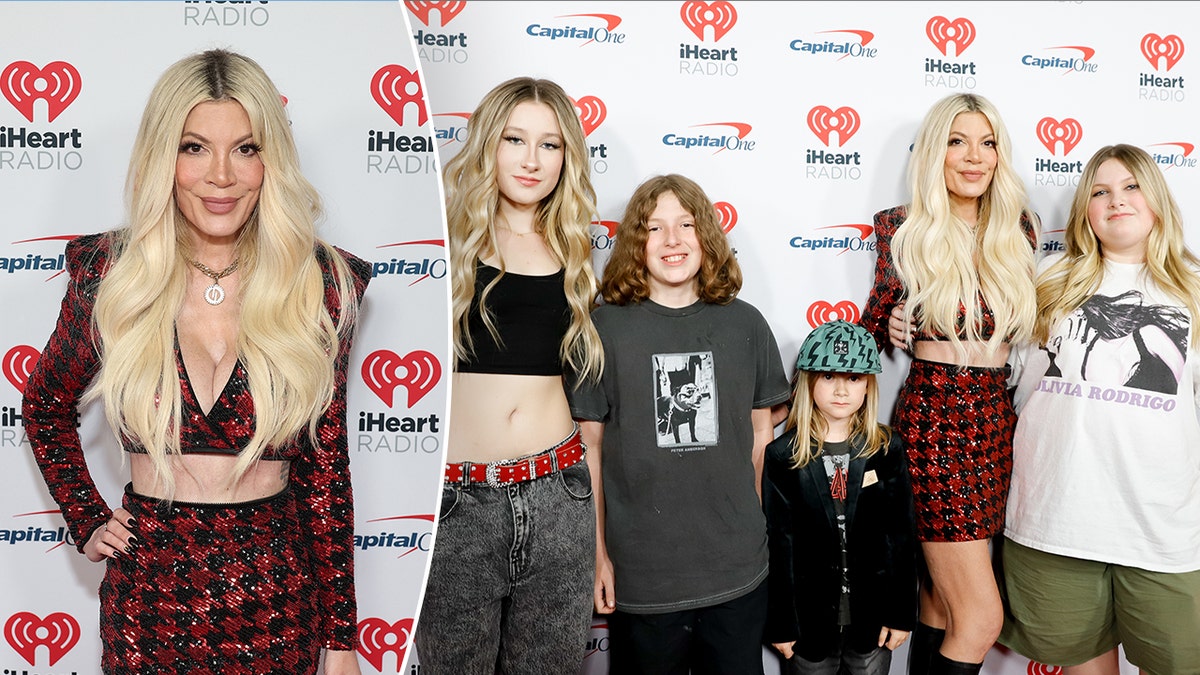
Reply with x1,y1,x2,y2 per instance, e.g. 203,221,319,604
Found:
895,358,1015,542
100,484,322,674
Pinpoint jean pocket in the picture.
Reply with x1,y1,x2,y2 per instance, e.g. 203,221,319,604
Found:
438,485,461,520
556,459,593,501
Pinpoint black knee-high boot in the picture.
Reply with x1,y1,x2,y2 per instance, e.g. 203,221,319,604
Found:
930,652,983,675
906,622,945,675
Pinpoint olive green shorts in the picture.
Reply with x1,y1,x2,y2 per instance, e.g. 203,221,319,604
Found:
998,537,1200,673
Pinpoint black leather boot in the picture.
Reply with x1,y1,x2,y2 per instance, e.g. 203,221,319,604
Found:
906,622,946,675
930,652,983,675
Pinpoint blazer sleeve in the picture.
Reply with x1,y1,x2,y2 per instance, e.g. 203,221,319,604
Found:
878,430,919,631
22,234,110,553
859,207,906,351
762,434,802,644
290,247,371,650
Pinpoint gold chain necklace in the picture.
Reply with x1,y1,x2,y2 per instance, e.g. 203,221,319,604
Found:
184,257,239,305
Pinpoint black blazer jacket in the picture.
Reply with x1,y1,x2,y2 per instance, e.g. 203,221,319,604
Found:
762,426,918,660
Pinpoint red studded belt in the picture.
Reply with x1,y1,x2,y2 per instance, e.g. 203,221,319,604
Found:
444,430,586,488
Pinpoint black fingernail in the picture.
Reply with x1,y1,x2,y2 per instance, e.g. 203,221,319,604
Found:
127,540,139,551
126,517,138,528
128,535,138,544
111,549,121,558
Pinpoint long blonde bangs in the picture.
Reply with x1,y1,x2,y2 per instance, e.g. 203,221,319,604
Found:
89,49,358,497
784,372,890,469
892,93,1037,363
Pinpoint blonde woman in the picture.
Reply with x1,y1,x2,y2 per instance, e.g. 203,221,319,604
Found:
860,93,1038,675
21,50,369,674
1003,144,1200,675
415,77,604,673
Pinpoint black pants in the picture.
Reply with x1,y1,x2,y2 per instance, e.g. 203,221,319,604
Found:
607,579,768,675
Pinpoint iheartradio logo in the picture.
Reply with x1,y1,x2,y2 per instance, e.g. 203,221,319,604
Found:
926,16,975,57
571,95,606,136
4,612,80,667
807,106,860,147
357,617,412,672
3,345,39,394
405,0,466,27
680,1,737,42
1,61,81,123
1141,33,1184,71
1035,117,1083,155
807,301,861,328
361,350,441,408
371,65,427,127
1027,663,1063,675
713,201,737,233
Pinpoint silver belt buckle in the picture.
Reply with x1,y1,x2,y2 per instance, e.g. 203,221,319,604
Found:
485,461,502,488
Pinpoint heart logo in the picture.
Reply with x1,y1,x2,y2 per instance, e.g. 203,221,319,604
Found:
371,65,427,127
807,301,861,328
680,1,738,42
357,617,414,672
925,16,976,57
404,1,466,27
571,96,607,136
4,612,80,667
1140,33,1185,71
713,202,737,233
1027,663,1064,675
806,106,861,148
361,350,441,408
1035,117,1083,156
3,345,39,394
1,61,82,123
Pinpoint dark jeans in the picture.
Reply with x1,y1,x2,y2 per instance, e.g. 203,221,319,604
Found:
414,459,595,674
784,631,892,675
607,579,768,675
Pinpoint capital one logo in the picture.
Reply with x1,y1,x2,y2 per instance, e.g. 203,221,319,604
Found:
371,65,427,127
1036,117,1082,155
4,612,80,667
1141,33,1184,71
361,350,441,408
680,1,737,42
2,61,81,123
926,16,975,56
807,301,860,328
358,617,413,672
571,95,606,136
405,0,466,27
4,345,39,394
807,106,860,147
713,201,737,233
1027,663,1063,675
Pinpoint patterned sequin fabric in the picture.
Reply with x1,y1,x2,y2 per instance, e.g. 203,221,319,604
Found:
895,359,1014,542
101,486,321,674
22,232,370,664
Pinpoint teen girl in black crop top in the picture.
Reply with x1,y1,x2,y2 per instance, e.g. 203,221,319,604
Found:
415,77,605,673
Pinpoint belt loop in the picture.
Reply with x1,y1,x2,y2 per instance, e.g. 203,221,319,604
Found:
459,461,473,488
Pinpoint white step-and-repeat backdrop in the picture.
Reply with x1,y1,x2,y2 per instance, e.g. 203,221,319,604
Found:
1,2,446,673
410,1,1193,673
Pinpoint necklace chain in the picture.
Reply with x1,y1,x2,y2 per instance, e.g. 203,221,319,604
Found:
184,256,239,306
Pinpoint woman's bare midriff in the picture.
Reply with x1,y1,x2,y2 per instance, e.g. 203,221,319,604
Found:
914,339,1011,369
448,371,576,463
130,452,289,503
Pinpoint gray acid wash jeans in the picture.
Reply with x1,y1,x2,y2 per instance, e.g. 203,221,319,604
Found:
414,453,595,674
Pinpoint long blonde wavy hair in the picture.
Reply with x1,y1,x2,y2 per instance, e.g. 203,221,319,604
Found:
1035,143,1200,345
785,371,890,469
446,76,603,382
86,49,360,496
892,93,1038,362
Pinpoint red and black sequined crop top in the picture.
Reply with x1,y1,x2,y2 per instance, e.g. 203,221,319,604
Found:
860,205,1036,349
21,232,370,650
456,260,570,376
